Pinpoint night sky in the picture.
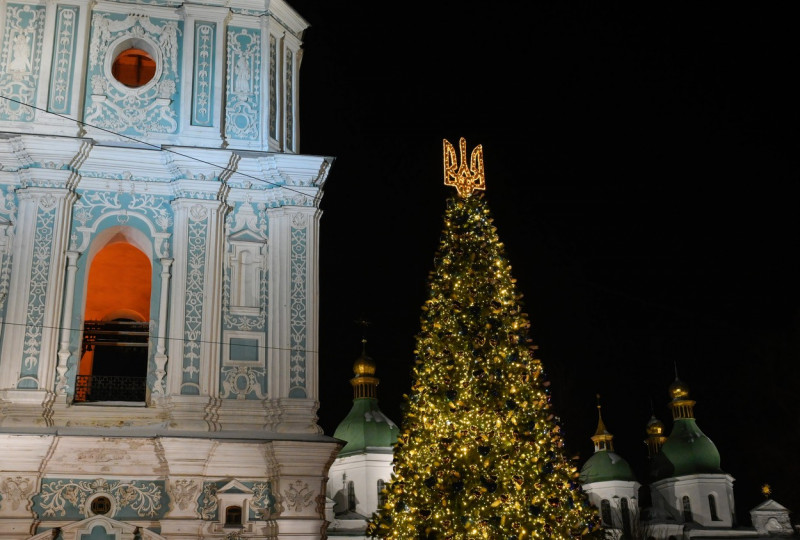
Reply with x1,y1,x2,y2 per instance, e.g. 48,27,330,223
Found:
288,1,798,524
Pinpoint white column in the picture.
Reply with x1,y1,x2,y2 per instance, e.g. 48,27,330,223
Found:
166,201,189,397
152,257,173,397
266,207,290,404
199,199,227,397
55,250,80,394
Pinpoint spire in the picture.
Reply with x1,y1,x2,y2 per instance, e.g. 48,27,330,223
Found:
644,398,667,458
350,338,379,399
590,394,614,453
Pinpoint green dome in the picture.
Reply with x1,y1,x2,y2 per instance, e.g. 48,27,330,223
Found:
579,451,637,484
333,397,399,456
650,418,723,480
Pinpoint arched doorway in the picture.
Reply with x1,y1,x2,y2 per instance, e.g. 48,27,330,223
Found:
76,237,152,403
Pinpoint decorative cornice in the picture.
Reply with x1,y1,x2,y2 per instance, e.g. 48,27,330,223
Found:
0,134,330,206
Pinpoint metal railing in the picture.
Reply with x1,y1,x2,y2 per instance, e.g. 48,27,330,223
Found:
74,374,147,403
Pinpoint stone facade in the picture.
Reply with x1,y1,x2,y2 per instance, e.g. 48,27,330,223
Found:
0,0,340,537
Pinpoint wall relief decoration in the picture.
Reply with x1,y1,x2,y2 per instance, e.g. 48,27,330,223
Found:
84,11,182,135
0,4,46,122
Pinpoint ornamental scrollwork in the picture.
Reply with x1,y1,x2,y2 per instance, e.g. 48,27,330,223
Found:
198,483,218,520
49,6,79,114
84,12,181,135
250,482,275,516
74,192,172,230
0,4,46,122
38,478,162,517
225,27,261,141
220,366,266,399
0,188,17,218
289,221,307,395
19,204,55,387
181,216,206,392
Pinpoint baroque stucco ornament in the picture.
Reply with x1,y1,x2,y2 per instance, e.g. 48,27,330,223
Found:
85,12,181,135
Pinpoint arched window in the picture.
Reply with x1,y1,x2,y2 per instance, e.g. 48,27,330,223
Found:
601,499,612,526
225,505,242,525
377,479,386,508
708,494,720,521
620,497,631,536
76,238,152,403
682,495,692,522
347,480,356,511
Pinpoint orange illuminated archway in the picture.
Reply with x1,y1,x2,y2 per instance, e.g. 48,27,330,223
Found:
77,241,152,401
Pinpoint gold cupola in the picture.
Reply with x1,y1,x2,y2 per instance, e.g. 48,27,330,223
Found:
350,339,379,399
645,413,667,458
591,394,614,453
668,376,695,420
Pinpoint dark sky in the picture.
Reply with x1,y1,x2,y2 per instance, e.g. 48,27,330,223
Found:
288,1,798,524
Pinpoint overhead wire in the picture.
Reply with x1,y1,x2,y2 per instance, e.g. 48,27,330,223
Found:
0,317,316,354
0,95,330,356
0,95,330,200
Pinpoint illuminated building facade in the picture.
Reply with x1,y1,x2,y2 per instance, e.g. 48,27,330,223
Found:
579,379,795,539
0,0,339,537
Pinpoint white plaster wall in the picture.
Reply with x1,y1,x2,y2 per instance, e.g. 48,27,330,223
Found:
327,451,393,518
650,474,735,527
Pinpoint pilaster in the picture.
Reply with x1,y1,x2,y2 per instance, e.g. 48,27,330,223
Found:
33,0,58,114
266,205,321,434
178,3,227,146
166,196,229,430
37,0,93,136
0,184,77,404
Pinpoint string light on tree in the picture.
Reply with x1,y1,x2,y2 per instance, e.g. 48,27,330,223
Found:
368,139,602,539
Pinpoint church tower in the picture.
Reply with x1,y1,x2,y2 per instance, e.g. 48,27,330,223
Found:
648,377,736,528
0,0,338,537
325,340,398,538
578,395,640,537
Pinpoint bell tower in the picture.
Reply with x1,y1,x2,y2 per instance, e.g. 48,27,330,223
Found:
0,0,339,536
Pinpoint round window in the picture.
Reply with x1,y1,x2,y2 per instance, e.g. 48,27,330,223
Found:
111,48,156,88
90,496,112,515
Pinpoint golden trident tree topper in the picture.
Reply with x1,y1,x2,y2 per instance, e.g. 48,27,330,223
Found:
443,137,485,197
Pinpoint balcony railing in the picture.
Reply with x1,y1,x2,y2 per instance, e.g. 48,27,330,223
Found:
82,320,150,353
74,374,147,403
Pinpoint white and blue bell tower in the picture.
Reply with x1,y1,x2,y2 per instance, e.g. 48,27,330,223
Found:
0,0,338,537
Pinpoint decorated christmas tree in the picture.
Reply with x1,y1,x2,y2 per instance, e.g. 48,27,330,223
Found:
368,139,602,539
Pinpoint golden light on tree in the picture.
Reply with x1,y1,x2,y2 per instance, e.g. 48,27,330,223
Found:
443,137,485,197
368,140,602,539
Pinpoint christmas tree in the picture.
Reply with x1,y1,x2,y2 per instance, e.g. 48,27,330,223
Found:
368,139,602,539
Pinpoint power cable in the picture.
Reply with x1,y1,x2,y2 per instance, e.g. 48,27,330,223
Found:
0,317,318,355
0,95,330,200
0,96,329,355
